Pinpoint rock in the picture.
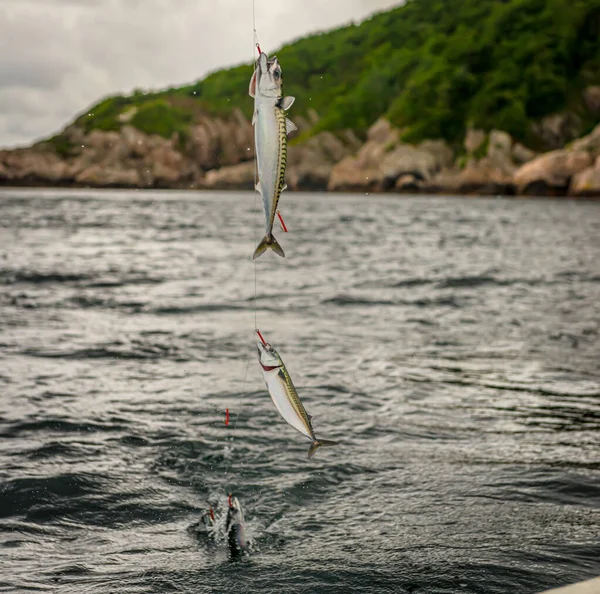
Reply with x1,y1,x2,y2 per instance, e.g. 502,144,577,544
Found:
419,140,454,169
424,158,515,195
514,149,592,195
187,113,253,170
583,86,600,116
327,156,382,192
367,118,397,144
531,112,583,150
84,130,121,154
329,120,453,192
421,167,461,193
570,155,600,197
395,174,420,192
291,115,312,134
307,109,320,125
120,125,152,158
288,131,356,191
570,123,600,156
380,139,453,187
328,139,387,192
327,122,395,191
381,144,439,186
456,157,515,194
75,164,140,187
512,142,536,165
203,161,254,190
149,144,186,185
0,149,67,184
487,130,513,164
464,128,486,154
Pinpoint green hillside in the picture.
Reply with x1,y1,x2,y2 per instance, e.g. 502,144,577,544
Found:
67,0,600,148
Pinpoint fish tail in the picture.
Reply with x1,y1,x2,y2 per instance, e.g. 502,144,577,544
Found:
252,234,285,260
307,439,339,459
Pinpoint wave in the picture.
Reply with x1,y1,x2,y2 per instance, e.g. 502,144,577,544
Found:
389,273,600,290
0,270,90,285
20,340,187,361
0,473,109,519
0,418,127,438
323,294,463,308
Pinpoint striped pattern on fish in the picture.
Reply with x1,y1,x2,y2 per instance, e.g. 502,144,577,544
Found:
249,52,297,260
257,337,339,459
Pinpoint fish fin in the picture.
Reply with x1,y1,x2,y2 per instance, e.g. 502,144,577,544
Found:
281,96,295,110
282,183,288,192
307,439,339,459
252,234,285,260
285,118,298,135
254,182,261,194
249,70,257,98
252,109,257,125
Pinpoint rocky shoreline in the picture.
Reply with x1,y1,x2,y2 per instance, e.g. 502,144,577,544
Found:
1,108,599,197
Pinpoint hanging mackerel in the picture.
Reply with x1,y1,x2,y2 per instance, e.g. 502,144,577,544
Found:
249,51,297,260
256,331,339,459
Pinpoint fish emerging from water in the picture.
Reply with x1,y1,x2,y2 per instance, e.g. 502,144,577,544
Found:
249,51,297,260
257,334,338,459
226,494,248,558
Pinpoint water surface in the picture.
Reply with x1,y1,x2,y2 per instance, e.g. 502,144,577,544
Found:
1,189,599,593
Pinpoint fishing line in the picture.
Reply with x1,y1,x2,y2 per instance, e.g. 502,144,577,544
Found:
222,0,261,494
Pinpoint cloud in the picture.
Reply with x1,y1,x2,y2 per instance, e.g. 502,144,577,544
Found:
0,0,400,148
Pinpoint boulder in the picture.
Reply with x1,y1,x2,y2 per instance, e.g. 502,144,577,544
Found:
75,164,140,187
512,142,537,165
120,125,150,158
570,123,600,156
395,174,420,192
381,144,439,187
328,119,453,192
84,130,121,154
514,149,592,195
0,149,67,184
367,118,398,144
187,112,253,170
583,86,600,116
423,158,515,195
487,130,513,166
531,112,583,150
288,131,355,191
203,161,254,190
327,156,382,192
455,157,515,194
569,155,600,197
419,140,454,169
464,128,486,154
148,144,186,185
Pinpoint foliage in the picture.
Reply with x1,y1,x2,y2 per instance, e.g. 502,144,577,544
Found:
72,0,600,145
47,134,75,158
129,100,192,138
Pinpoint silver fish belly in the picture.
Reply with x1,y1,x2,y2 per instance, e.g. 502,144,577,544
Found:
255,97,287,240
257,338,339,459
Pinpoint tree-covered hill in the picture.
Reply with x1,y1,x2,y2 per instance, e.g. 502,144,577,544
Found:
63,0,600,149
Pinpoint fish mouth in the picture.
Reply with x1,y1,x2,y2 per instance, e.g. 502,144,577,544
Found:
256,341,281,370
257,52,269,72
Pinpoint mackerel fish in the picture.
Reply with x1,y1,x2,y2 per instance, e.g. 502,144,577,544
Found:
249,52,297,260
257,335,338,459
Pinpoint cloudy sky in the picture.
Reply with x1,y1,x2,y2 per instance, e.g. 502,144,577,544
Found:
0,0,400,148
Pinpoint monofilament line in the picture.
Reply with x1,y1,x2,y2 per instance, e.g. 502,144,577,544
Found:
224,0,260,493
